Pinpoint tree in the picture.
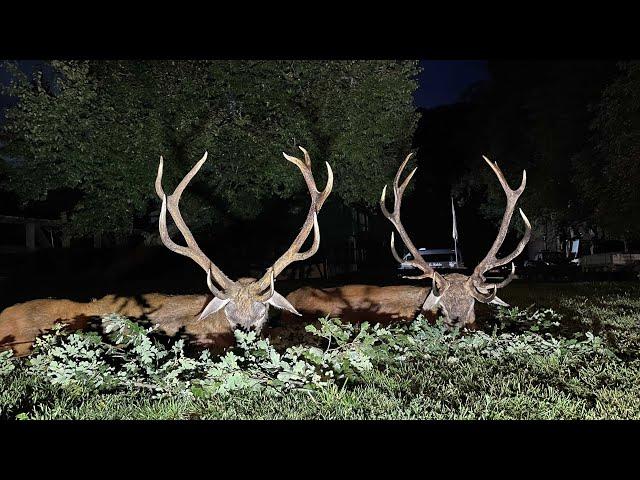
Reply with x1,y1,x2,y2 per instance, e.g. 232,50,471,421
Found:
1,60,419,239
451,61,616,240
573,61,640,239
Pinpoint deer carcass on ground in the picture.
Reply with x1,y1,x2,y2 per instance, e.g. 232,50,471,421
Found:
0,293,232,357
281,153,531,330
0,147,332,356
282,284,429,324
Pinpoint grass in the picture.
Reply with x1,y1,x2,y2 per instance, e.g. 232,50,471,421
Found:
2,281,640,420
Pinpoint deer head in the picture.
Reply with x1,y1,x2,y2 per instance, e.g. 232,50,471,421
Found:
381,153,531,329
156,146,333,333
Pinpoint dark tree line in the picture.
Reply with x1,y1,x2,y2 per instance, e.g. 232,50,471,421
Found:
2,60,638,269
406,61,639,264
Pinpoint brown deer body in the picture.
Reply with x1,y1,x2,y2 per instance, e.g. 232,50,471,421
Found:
282,284,430,324
0,293,235,357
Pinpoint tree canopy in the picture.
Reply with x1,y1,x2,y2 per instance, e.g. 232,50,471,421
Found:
1,60,419,238
573,61,640,239
449,61,618,239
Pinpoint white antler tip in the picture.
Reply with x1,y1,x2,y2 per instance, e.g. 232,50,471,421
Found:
325,161,333,179
519,208,531,227
380,184,388,205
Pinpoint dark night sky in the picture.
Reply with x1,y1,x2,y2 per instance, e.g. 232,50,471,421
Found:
414,60,489,108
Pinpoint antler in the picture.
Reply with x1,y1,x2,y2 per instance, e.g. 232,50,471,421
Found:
253,146,333,292
380,153,435,280
471,155,531,290
156,152,233,291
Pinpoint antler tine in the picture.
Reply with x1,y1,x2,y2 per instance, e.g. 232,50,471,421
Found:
380,154,434,277
299,145,312,167
471,283,498,303
253,147,332,291
482,155,527,195
389,232,405,264
499,262,517,289
295,146,334,211
255,268,275,302
156,153,232,289
394,153,417,198
472,156,532,286
388,232,429,280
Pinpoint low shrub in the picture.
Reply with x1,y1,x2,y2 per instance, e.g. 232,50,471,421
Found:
0,304,617,403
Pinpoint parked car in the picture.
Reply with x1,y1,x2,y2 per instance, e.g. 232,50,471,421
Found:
397,248,465,276
578,251,640,280
483,263,518,282
523,250,579,281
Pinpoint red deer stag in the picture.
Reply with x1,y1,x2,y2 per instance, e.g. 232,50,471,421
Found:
0,147,332,356
280,153,530,331
155,147,332,332
380,153,531,328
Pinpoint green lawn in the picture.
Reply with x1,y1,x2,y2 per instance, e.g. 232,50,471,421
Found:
1,281,639,420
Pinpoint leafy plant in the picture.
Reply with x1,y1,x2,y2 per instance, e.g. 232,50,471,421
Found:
0,350,15,376
4,282,639,420
15,305,614,402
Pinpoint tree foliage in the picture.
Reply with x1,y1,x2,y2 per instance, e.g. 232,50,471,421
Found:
1,60,419,237
451,61,616,238
573,61,640,238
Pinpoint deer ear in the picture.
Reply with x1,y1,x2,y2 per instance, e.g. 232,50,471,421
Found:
432,271,450,296
198,297,230,321
489,296,510,307
422,291,441,312
267,291,302,316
